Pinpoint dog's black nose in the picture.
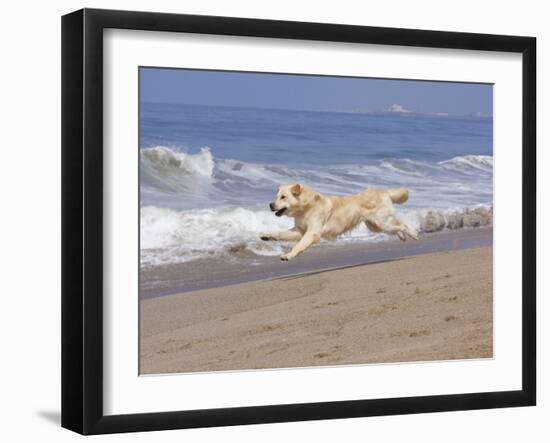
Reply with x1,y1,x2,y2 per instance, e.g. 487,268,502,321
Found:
269,202,275,211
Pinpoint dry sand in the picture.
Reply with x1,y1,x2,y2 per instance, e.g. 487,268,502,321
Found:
140,246,493,374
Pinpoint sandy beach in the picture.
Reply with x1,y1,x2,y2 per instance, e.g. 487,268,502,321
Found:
140,239,493,375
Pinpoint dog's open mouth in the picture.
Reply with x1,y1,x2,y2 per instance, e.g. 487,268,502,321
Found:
275,208,287,217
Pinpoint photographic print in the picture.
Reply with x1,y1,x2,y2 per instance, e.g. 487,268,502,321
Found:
139,68,493,375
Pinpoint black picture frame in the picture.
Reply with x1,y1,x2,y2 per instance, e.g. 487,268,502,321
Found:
62,8,536,435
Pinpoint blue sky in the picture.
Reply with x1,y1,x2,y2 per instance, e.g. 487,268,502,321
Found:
140,67,493,116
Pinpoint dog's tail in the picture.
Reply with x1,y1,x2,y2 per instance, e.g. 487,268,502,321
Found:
387,187,409,204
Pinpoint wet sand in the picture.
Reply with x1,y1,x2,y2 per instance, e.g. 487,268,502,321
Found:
140,241,493,375
140,226,492,298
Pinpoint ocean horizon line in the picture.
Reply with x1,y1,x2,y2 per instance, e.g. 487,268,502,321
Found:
140,100,493,119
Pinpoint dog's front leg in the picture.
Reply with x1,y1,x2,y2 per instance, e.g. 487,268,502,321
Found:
280,231,320,261
260,229,302,242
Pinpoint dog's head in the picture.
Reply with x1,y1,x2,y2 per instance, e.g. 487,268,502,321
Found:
269,184,307,217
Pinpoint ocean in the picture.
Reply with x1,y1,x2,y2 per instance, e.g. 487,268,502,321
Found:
140,102,493,267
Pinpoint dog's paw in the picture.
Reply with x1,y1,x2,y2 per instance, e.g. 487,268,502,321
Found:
280,253,292,261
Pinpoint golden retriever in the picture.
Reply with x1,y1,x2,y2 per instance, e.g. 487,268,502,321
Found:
260,184,418,261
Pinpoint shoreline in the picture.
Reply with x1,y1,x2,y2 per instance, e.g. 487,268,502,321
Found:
140,226,492,299
140,245,493,375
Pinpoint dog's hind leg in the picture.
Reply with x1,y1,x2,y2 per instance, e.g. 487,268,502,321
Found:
405,225,419,240
260,229,302,242
364,220,382,233
374,215,418,241
365,219,408,240
401,219,419,240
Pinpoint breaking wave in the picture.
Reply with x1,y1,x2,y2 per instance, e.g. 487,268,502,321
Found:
141,146,214,177
140,204,492,267
439,155,493,173
140,146,492,206
138,146,493,266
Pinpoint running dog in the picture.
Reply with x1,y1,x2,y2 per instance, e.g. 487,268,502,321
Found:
260,184,418,261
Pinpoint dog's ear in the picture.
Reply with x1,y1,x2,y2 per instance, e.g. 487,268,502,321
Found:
291,184,302,197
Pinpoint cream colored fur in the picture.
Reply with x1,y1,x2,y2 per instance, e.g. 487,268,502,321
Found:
261,184,418,261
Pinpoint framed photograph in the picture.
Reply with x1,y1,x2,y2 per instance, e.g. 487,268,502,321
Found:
62,8,536,434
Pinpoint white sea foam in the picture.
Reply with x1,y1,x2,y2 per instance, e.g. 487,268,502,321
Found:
138,147,493,266
140,206,292,266
140,204,493,266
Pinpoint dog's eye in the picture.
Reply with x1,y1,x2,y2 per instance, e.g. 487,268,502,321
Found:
281,195,286,199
